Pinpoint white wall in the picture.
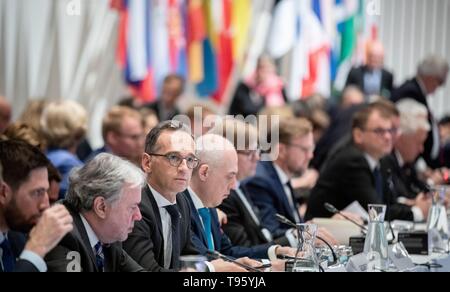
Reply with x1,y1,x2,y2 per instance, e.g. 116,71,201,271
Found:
379,0,450,118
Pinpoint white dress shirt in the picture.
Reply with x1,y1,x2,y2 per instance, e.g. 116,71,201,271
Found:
148,184,177,269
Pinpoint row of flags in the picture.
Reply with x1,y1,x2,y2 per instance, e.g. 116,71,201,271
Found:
112,0,251,103
112,0,379,104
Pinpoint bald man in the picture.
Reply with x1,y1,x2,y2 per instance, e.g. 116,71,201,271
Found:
345,41,394,99
0,96,11,134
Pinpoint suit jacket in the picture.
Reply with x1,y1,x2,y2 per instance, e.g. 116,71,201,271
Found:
391,78,438,168
0,231,39,273
229,82,288,118
219,189,290,248
244,162,302,239
345,65,394,98
183,190,271,260
45,202,144,272
381,153,430,200
305,144,414,222
123,186,199,272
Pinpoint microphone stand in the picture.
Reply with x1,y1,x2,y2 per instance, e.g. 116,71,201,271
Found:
276,214,338,265
324,203,368,234
206,251,262,273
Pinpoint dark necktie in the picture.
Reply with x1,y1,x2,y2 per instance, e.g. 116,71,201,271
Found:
287,181,302,223
94,242,105,272
373,167,384,201
1,237,15,272
165,205,181,270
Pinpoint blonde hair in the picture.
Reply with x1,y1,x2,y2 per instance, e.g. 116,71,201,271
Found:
41,100,88,149
278,117,313,145
3,122,46,150
102,106,142,140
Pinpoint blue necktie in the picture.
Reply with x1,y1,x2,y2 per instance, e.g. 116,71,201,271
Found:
165,205,181,269
373,167,384,201
198,208,214,251
1,238,15,272
94,242,105,272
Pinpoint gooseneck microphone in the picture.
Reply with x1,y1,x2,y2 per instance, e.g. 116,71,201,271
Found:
324,203,368,234
275,214,338,264
206,250,262,272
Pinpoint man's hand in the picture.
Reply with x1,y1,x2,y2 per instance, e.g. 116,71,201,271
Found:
211,259,248,272
415,192,433,220
216,208,228,227
25,204,73,258
316,227,339,247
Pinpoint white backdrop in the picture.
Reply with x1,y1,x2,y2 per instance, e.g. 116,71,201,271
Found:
0,0,127,147
1,0,449,147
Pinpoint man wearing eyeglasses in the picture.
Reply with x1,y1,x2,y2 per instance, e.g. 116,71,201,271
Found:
123,121,248,272
305,103,416,221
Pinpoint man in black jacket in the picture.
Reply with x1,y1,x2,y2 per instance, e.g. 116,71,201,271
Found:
391,55,449,168
346,41,394,99
45,153,145,272
0,140,73,272
305,103,419,222
381,99,433,222
123,121,246,272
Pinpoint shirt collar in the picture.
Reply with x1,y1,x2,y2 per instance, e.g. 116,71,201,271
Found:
148,184,176,208
0,232,6,244
80,214,100,249
364,153,379,172
187,187,206,210
273,163,290,185
395,150,405,168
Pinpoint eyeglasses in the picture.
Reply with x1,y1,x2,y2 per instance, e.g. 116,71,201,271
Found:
237,149,261,160
148,152,200,169
364,128,397,137
287,144,315,154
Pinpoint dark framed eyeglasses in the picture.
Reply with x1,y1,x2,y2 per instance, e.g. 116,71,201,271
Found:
364,128,396,137
148,152,200,169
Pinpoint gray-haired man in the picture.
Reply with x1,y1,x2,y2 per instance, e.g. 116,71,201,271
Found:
45,153,146,272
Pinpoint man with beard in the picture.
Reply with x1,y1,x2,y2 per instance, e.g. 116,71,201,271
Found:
0,140,73,272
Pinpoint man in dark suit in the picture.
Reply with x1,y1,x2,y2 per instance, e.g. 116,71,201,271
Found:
305,104,420,222
345,41,394,99
123,121,245,272
144,74,184,122
391,55,449,168
245,118,315,238
0,140,73,272
45,153,145,272
185,134,295,265
380,99,433,221
211,119,291,247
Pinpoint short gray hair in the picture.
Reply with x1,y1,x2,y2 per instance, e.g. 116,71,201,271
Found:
396,99,431,135
195,134,236,169
417,55,449,79
66,153,145,212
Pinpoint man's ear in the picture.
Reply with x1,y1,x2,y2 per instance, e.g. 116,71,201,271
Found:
278,143,287,160
0,182,12,207
353,128,363,145
106,131,118,147
142,153,152,174
93,196,108,220
198,164,210,182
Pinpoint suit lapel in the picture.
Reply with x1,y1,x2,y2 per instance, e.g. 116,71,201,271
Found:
70,212,99,272
183,190,209,248
143,186,164,239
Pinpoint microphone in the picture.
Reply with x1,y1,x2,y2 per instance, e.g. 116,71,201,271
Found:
275,214,338,264
324,203,367,234
205,251,262,273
